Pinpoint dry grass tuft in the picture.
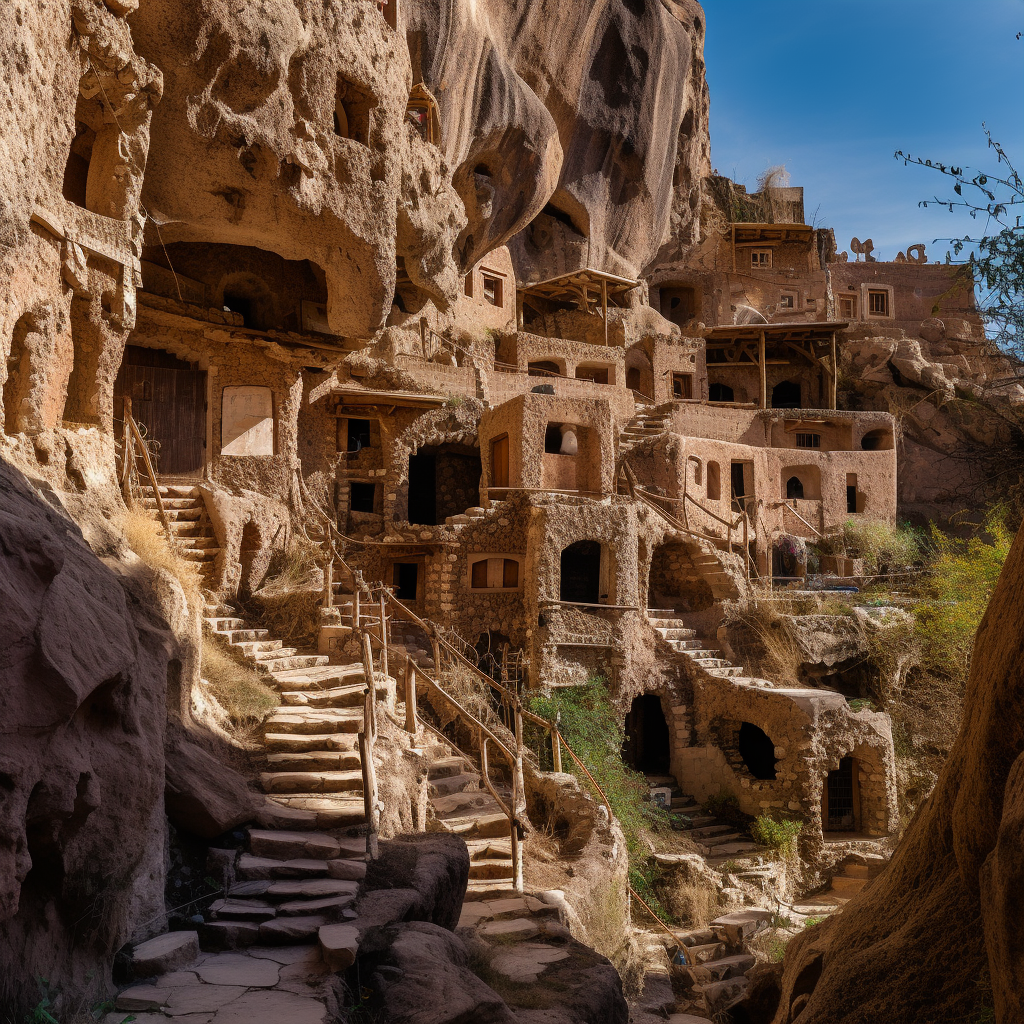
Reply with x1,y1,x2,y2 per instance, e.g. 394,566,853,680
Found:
658,877,725,929
201,636,280,727
120,508,204,610
734,602,804,687
242,541,324,646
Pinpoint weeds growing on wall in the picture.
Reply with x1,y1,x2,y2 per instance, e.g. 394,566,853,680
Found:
527,678,673,911
120,508,203,610
242,541,324,646
816,518,924,576
750,813,803,857
200,636,279,726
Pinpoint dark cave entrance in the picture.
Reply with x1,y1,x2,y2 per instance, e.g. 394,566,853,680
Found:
622,694,671,775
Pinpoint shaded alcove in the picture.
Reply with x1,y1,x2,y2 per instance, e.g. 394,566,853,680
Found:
622,694,670,775
772,379,802,409
823,756,859,832
739,722,778,780
560,540,601,603
406,445,481,525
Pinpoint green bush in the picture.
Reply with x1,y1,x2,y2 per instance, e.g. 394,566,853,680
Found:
818,519,924,576
913,506,1012,685
750,813,803,856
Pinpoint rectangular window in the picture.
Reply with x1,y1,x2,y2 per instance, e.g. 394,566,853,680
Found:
796,433,821,448
672,372,693,399
470,557,520,590
838,294,857,319
868,290,890,316
780,293,796,309
482,274,502,306
464,273,474,298
576,366,609,384
349,481,376,513
751,249,772,269
347,418,372,452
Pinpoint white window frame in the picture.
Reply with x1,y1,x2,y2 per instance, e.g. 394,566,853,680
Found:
861,283,894,320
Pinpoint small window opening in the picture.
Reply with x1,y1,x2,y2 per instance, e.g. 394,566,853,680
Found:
471,559,488,588
672,373,693,399
347,418,372,452
739,722,778,780
393,562,418,601
772,380,802,409
751,249,772,269
707,461,721,501
560,540,601,604
349,482,376,513
868,290,890,316
825,757,857,831
838,294,858,319
731,462,747,499
780,293,796,310
502,558,519,588
334,75,375,146
544,424,564,454
861,429,889,451
577,365,609,385
787,476,805,500
709,382,734,403
528,361,560,378
482,274,502,306
464,273,474,298
796,433,821,448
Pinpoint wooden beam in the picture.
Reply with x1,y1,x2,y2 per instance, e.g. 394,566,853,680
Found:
758,330,767,409
602,279,609,346
830,331,838,410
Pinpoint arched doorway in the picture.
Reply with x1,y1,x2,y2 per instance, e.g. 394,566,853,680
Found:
786,476,804,499
709,382,734,403
622,695,670,775
113,346,207,479
560,540,601,603
739,723,778,780
772,380,802,409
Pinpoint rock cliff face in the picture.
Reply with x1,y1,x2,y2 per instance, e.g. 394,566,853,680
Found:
405,0,710,283
765,520,1024,1023
0,456,179,1009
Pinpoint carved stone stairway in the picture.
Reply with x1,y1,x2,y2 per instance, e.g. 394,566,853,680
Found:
139,483,220,582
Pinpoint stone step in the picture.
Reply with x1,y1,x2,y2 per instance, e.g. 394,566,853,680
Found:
264,795,366,828
229,878,359,902
256,647,299,662
279,683,371,709
469,857,514,880
219,628,270,643
263,708,364,736
236,854,331,880
142,484,201,498
141,496,202,510
166,506,204,521
264,750,362,773
687,825,735,838
271,664,366,690
208,898,277,921
187,536,220,549
439,810,510,839
234,639,284,657
707,666,744,678
260,653,330,673
428,756,469,781
431,790,504,817
463,879,519,901
701,832,745,848
656,628,699,640
264,731,360,752
206,617,245,631
246,829,358,861
260,770,363,795
429,772,482,797
180,547,220,562
465,837,513,860
829,875,868,894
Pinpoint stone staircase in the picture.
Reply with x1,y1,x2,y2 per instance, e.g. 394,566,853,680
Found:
647,775,766,867
618,402,671,456
792,852,887,915
140,483,220,581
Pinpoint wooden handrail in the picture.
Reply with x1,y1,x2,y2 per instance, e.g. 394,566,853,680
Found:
124,397,173,543
778,500,825,540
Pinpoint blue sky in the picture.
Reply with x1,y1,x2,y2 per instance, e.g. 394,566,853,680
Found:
703,0,1024,261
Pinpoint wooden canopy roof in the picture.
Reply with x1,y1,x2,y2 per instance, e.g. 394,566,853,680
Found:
730,223,815,245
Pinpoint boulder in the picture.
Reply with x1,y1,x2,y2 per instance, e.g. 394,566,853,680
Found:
358,833,470,931
130,931,199,978
164,726,260,838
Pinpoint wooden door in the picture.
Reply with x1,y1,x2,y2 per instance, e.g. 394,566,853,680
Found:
491,434,509,489
114,346,206,478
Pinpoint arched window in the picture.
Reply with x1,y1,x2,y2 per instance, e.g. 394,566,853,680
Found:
709,382,734,403
786,476,804,499
739,723,778,780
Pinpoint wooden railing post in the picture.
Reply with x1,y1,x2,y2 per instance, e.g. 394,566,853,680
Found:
324,554,334,610
352,586,360,630
361,632,378,732
126,400,173,543
551,718,563,774
404,657,418,733
378,590,389,680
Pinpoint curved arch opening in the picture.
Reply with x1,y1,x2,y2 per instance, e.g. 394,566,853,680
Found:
786,476,804,499
739,722,778,779
772,379,802,409
709,382,734,403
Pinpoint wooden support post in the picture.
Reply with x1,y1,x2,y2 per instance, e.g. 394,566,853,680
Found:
551,726,563,774
323,556,334,611
361,631,377,733
127,402,173,543
359,729,380,860
404,657,418,733
601,279,609,346
758,330,767,410
120,398,135,506
513,703,527,824
378,591,389,680
352,587,360,631
511,815,524,894
830,332,838,410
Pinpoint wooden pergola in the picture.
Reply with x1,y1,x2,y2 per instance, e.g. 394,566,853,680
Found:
705,321,848,410
517,268,639,346
729,222,815,272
